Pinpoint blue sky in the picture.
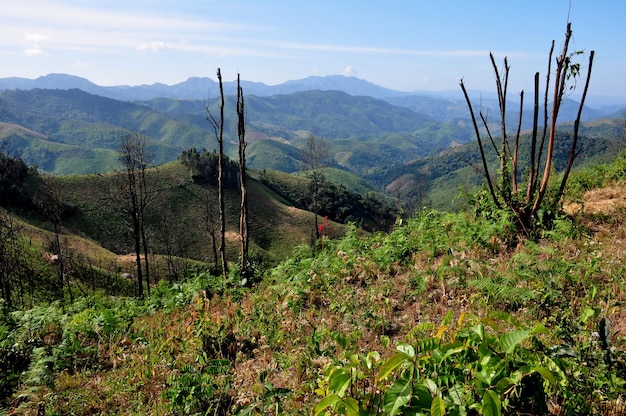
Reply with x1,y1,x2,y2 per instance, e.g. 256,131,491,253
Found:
1,1,624,103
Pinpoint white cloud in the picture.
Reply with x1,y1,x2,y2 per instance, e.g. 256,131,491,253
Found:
23,33,48,57
0,1,271,64
343,66,357,77
138,41,173,52
24,46,45,56
25,33,49,43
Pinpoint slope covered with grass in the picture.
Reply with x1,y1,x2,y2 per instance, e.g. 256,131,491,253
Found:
3,153,626,415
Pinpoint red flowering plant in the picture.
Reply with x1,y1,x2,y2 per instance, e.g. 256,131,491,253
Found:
318,216,330,250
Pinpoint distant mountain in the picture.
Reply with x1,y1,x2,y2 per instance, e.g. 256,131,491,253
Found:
279,75,410,98
0,88,473,176
0,73,411,101
1,73,623,120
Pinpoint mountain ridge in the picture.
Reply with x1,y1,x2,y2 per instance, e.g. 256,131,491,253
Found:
0,73,412,101
2,73,625,111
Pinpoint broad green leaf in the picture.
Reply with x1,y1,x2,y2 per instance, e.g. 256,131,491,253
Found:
470,324,486,342
380,335,390,348
430,396,446,416
314,393,341,416
349,354,360,366
424,378,439,396
396,342,415,358
377,352,411,381
530,366,557,385
365,351,380,370
481,389,501,416
438,342,464,362
500,329,530,354
412,384,433,410
480,318,500,333
530,323,548,335
578,307,596,324
382,379,412,416
328,368,351,396
343,397,361,416
493,377,514,394
448,383,467,406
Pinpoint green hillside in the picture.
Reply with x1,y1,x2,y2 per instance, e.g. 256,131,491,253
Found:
2,153,626,414
1,87,623,218
0,89,473,179
384,125,623,212
56,162,333,262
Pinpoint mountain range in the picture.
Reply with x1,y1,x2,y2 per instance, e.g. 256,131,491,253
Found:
0,73,414,101
0,73,625,209
2,73,625,113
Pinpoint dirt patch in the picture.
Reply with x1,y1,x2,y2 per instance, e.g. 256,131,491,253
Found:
564,185,626,216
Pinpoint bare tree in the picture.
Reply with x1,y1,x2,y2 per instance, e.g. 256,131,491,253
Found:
236,74,250,279
116,133,154,297
206,68,228,280
460,22,594,233
154,192,191,283
300,134,331,251
36,174,74,304
199,189,220,271
0,209,26,313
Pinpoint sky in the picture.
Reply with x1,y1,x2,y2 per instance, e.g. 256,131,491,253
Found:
1,1,625,104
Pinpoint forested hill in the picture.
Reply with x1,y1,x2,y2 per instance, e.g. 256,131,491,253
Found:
0,88,473,177
1,85,624,211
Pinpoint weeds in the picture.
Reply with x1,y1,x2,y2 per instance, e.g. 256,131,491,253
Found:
2,156,626,414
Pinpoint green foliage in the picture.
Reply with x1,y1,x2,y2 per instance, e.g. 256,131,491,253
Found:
315,309,625,415
0,151,35,209
567,149,626,197
2,147,626,414
261,169,396,231
315,313,550,415
164,353,232,416
0,317,33,405
179,147,240,189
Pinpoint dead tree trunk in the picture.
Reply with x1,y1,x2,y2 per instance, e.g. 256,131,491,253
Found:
460,22,594,233
207,68,228,280
237,74,249,280
117,133,153,298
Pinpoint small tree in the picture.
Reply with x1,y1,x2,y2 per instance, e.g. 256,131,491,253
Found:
460,22,594,233
154,191,191,283
199,189,220,271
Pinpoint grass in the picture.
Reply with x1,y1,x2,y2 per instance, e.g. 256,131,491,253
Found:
3,156,626,415
50,161,337,264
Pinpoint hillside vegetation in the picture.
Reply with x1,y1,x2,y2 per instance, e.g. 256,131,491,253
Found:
0,149,398,308
2,150,626,414
0,88,472,178
1,87,624,213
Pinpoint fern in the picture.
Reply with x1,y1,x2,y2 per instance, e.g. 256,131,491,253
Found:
470,274,539,307
22,347,55,390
